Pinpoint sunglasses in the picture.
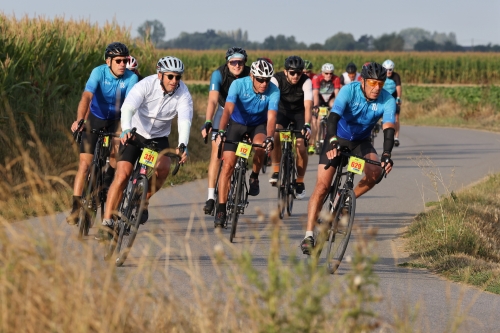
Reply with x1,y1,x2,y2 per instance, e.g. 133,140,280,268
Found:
255,76,271,83
288,70,302,77
229,60,244,66
164,74,182,81
365,79,384,88
114,58,129,65
323,72,333,75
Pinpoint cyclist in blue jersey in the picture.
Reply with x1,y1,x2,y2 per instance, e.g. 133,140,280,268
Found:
67,42,138,225
201,47,250,215
382,60,402,147
300,62,396,254
213,59,280,228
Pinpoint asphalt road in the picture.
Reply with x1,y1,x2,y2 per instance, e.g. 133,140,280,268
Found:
14,125,500,332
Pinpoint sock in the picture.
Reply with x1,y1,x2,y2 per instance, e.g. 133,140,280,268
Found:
102,218,113,226
250,171,259,179
207,188,215,200
273,163,280,173
218,203,226,213
103,166,116,187
305,231,314,238
72,196,81,210
296,177,304,184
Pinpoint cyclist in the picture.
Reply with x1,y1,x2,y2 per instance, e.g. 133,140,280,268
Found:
340,62,361,87
268,56,312,199
127,55,144,81
300,62,396,254
214,59,279,228
201,47,250,215
67,42,138,225
382,59,402,147
310,63,341,154
97,56,192,240
303,60,315,80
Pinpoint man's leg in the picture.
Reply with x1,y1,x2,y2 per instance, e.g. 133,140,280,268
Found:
249,133,266,196
394,112,400,147
269,124,283,186
295,138,308,199
204,139,220,214
66,153,93,225
215,151,236,227
309,114,318,154
353,152,382,198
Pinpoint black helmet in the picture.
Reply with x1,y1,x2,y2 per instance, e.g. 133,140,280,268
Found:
104,42,129,60
284,55,305,70
304,60,313,70
226,47,248,62
361,62,387,81
346,62,357,74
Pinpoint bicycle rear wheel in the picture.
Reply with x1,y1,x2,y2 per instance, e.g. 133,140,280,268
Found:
286,154,296,216
277,151,288,219
229,166,244,243
115,176,148,266
325,189,356,274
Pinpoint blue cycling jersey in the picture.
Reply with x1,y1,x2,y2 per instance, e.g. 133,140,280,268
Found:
332,82,396,141
226,76,280,127
84,65,138,120
383,77,397,95
209,70,223,91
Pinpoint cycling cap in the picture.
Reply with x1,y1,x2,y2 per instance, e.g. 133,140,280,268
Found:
257,57,273,65
226,47,248,61
127,56,138,70
304,60,313,70
104,42,129,60
361,62,387,81
251,59,274,77
157,56,185,74
284,55,305,70
382,59,395,70
321,63,334,72
346,62,357,74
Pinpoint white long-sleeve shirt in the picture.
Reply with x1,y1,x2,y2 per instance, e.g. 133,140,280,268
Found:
121,74,193,145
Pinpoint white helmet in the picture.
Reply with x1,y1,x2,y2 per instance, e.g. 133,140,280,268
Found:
251,59,274,78
157,56,184,74
127,56,138,70
382,59,395,70
321,63,334,72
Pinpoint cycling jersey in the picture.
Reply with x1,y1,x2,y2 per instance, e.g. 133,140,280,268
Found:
339,72,362,85
304,72,316,80
209,64,251,106
312,74,341,103
383,72,401,99
226,76,280,127
120,75,193,145
332,82,396,141
84,64,138,120
271,72,313,114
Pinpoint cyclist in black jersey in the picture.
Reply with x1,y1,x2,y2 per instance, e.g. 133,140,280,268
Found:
339,62,361,87
201,47,250,214
303,60,315,80
269,55,313,199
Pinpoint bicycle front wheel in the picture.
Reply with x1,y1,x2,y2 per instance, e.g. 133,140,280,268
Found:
229,166,244,243
286,154,296,216
277,151,288,219
78,165,98,238
116,176,148,266
325,189,356,274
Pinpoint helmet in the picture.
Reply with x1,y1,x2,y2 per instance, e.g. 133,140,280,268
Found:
304,60,313,70
157,56,185,74
226,47,248,62
321,63,334,72
127,56,138,70
346,62,357,74
257,57,273,65
251,59,274,77
361,62,387,81
382,59,395,70
284,56,304,70
104,42,129,60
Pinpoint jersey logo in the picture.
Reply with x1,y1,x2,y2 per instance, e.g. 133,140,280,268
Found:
260,95,266,101
120,82,125,88
372,104,378,111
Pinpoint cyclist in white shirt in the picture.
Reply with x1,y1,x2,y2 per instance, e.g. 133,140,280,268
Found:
340,62,361,87
97,56,192,240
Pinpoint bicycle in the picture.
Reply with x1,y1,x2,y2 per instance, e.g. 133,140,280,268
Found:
74,121,117,239
370,120,381,145
217,136,265,243
261,150,271,174
314,145,386,274
315,106,329,154
275,123,303,219
105,128,182,266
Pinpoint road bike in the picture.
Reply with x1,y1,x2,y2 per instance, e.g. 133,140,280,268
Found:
315,106,329,154
370,120,381,145
314,145,386,274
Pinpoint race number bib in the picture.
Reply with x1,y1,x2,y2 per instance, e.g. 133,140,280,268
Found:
319,107,328,117
103,136,110,147
279,131,292,142
139,148,158,168
235,142,252,159
347,156,365,175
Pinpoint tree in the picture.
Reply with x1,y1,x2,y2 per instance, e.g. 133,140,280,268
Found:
309,43,324,50
355,35,374,51
373,33,404,51
137,20,166,45
399,28,431,50
324,32,356,51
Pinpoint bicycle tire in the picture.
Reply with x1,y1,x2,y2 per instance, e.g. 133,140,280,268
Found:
286,152,295,216
325,189,356,274
261,153,268,174
116,176,148,266
277,151,287,219
78,165,97,238
212,160,223,216
229,164,243,243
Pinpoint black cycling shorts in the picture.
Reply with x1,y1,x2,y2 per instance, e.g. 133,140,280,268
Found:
223,119,267,152
118,133,170,165
319,137,377,166
276,111,305,139
79,112,119,154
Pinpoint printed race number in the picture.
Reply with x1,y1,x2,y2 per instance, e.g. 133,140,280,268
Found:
139,148,158,167
319,107,328,117
279,131,292,142
347,156,365,175
235,142,252,159
103,136,110,147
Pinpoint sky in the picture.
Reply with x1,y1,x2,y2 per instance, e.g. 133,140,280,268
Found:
3,0,500,46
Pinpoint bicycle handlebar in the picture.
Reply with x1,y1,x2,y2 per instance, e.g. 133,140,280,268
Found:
217,139,268,160
72,119,85,143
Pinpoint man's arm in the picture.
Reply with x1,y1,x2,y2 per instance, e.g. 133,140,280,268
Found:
202,90,220,138
219,101,234,132
71,91,93,132
266,110,277,138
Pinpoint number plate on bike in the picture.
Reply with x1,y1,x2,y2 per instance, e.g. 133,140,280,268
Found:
139,148,158,167
279,131,292,142
319,107,328,117
235,142,252,159
347,156,365,175
103,136,110,147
